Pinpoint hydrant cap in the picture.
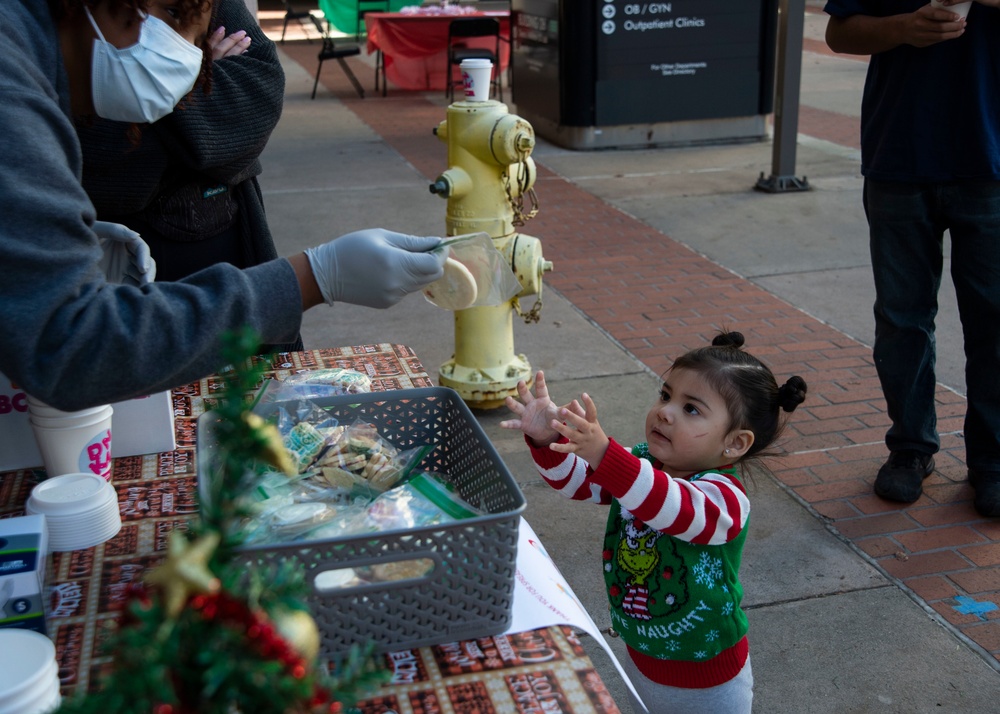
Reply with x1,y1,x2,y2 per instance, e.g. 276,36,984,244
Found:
490,116,535,165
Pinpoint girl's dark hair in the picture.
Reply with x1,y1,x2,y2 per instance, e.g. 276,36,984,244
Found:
669,331,807,462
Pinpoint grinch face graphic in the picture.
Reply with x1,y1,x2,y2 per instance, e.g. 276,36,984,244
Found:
606,509,689,620
617,520,660,585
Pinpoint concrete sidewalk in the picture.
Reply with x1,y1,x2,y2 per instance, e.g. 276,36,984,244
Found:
255,6,1000,712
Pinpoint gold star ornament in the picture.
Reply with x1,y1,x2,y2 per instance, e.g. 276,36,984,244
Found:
145,531,222,619
243,411,296,476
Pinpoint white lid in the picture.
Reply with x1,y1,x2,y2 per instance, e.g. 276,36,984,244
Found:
27,473,113,516
0,630,56,701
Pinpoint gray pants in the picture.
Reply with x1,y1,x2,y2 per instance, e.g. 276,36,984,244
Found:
621,653,754,714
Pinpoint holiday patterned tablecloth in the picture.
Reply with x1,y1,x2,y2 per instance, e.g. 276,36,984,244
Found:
0,345,621,714
351,625,621,714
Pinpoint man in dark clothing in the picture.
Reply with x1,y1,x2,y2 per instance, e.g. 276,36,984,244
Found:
825,0,1000,517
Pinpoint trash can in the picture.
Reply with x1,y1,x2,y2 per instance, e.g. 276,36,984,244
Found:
510,0,778,149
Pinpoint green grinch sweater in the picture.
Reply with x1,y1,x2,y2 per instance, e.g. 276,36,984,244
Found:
526,438,751,688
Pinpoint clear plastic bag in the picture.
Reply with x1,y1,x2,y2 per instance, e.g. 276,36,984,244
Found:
273,400,342,474
361,471,484,533
313,419,430,498
423,232,522,310
254,369,372,406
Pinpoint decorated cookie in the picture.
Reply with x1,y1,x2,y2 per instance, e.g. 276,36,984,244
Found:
423,257,478,310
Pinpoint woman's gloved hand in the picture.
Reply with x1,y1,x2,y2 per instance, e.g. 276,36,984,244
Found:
94,220,157,286
305,229,446,308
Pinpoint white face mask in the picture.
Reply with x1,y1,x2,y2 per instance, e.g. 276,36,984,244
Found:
85,7,203,124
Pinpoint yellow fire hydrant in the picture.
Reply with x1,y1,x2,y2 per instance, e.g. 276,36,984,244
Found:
430,97,552,409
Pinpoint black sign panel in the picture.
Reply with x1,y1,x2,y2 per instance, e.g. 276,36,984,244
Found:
512,0,775,129
595,1,767,124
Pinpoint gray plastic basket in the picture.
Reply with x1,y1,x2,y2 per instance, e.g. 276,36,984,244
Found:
197,387,525,658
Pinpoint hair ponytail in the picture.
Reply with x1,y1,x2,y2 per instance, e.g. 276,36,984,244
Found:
778,376,807,413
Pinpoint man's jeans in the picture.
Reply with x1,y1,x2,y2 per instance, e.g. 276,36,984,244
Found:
864,179,1000,471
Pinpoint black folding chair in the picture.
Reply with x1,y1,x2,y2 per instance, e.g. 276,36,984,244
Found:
280,0,315,44
309,16,365,100
445,17,502,102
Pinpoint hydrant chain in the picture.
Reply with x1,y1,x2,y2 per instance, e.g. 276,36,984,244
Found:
504,156,539,227
513,295,543,324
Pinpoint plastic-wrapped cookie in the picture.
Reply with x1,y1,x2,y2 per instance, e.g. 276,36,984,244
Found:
284,421,328,473
423,257,478,310
270,502,330,538
372,558,434,582
321,466,367,490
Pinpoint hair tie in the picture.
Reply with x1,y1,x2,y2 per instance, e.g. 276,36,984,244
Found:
778,376,808,413
711,331,745,349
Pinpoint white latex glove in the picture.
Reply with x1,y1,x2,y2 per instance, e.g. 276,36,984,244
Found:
94,220,157,286
305,229,446,308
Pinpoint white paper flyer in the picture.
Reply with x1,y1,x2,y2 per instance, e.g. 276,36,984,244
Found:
505,517,648,712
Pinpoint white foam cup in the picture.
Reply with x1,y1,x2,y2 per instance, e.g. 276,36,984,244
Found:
930,0,972,18
27,400,113,481
0,629,61,714
460,58,493,102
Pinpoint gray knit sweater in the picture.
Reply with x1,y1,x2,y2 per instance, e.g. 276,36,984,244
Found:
0,1,302,410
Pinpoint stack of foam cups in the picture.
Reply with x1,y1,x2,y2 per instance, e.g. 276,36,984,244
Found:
0,629,61,714
26,395,113,482
24,473,121,551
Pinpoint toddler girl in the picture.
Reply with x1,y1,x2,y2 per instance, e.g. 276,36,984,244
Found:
501,332,807,714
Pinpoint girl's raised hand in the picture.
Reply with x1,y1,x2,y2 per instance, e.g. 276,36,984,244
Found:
550,392,611,469
501,371,562,447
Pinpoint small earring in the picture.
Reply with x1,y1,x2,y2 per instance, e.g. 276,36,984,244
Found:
724,448,731,455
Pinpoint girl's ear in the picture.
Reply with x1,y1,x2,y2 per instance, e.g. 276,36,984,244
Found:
725,429,755,460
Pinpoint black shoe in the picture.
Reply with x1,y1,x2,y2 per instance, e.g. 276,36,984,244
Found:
874,450,934,503
969,469,1000,518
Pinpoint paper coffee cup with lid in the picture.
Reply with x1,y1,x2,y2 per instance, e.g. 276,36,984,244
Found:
460,59,493,102
930,0,972,18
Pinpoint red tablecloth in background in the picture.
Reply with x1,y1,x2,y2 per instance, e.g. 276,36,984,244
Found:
366,11,510,92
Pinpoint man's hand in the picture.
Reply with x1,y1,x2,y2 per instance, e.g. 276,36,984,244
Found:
304,229,445,309
905,3,966,47
827,6,966,56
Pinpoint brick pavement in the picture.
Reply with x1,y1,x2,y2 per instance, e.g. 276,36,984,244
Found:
270,17,1000,667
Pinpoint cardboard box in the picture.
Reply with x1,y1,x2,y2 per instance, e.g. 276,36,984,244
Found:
0,374,176,472
0,515,48,634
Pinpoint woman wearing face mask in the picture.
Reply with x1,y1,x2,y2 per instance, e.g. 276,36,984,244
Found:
0,0,446,411
77,0,303,355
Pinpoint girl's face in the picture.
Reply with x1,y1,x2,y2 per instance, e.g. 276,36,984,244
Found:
644,367,749,476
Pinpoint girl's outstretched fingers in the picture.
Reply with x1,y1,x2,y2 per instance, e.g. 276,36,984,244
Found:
500,394,523,430
533,370,548,400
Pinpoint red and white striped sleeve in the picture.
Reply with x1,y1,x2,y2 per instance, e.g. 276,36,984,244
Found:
526,437,749,545
525,436,613,505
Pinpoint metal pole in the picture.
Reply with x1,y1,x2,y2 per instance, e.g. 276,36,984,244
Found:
755,0,810,193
